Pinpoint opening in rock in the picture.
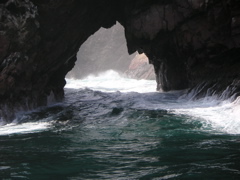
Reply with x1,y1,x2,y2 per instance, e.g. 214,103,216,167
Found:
66,22,155,80
66,22,156,92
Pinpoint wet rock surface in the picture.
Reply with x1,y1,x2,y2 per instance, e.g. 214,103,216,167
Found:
1,0,240,121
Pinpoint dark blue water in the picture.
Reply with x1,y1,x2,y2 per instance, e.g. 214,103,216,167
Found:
1,72,240,179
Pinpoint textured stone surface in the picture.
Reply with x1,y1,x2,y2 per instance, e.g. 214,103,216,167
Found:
1,0,240,122
0,0,124,121
124,0,240,93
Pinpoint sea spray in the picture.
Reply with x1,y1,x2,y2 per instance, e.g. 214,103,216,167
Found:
1,70,240,179
65,70,157,93
0,122,51,136
173,96,240,134
2,70,240,135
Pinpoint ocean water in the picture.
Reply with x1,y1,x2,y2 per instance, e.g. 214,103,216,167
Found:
1,70,240,179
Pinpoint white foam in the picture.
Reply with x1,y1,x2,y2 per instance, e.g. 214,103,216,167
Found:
65,70,156,93
0,122,51,136
65,70,240,134
173,97,240,134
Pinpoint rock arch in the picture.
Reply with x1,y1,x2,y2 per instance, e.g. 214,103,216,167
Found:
1,0,240,121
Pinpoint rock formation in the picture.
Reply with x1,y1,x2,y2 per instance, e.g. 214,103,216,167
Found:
0,0,124,121
124,0,240,93
1,0,240,122
124,53,155,80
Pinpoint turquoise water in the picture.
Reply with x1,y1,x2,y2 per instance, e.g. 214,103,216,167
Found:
1,71,240,179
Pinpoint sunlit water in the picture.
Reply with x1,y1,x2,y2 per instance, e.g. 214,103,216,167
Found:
1,70,240,179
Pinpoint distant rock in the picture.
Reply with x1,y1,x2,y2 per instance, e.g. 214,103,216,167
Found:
124,53,155,80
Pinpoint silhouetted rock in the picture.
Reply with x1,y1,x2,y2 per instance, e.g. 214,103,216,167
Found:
124,0,240,93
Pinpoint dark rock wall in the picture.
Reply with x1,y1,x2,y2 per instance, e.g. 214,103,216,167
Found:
1,0,240,121
0,0,124,121
124,0,240,92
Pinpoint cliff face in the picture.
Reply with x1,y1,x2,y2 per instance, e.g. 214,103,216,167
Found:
1,0,240,122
